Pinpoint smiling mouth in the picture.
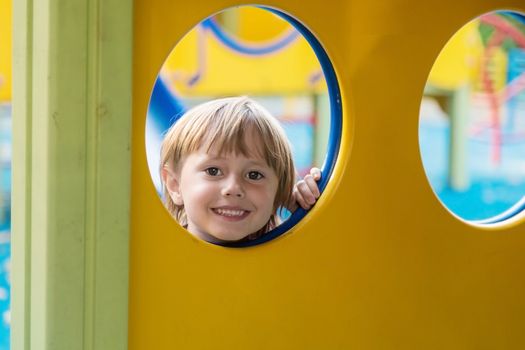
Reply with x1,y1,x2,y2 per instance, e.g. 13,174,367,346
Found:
212,208,250,218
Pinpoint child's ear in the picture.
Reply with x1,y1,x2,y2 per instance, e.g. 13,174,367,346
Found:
161,166,184,206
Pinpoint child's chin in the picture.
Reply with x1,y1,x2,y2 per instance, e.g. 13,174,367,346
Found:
209,232,250,243
207,228,258,243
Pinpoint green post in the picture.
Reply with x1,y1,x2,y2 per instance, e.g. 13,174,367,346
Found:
448,84,470,191
314,93,330,167
12,0,132,349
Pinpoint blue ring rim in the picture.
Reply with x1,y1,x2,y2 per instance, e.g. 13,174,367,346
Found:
220,6,342,247
202,17,300,55
453,11,525,226
420,11,525,226
479,11,525,225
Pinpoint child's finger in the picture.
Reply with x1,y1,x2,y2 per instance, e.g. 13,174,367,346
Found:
293,186,311,210
310,167,322,181
296,180,317,205
303,174,320,198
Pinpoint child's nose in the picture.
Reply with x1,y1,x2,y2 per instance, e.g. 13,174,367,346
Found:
221,176,245,198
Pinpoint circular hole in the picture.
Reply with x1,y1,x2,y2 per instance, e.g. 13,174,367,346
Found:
420,10,525,225
146,5,342,246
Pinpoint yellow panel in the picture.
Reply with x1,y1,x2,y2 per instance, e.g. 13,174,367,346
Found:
130,1,525,349
0,0,11,102
428,20,483,89
161,7,327,95
236,6,290,41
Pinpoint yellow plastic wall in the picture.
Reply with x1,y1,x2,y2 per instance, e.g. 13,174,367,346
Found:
162,7,327,95
0,0,11,102
428,20,483,89
130,1,525,349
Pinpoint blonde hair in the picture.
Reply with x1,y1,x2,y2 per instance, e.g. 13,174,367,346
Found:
160,96,296,238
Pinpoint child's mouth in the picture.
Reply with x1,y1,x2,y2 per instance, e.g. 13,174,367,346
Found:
212,208,250,219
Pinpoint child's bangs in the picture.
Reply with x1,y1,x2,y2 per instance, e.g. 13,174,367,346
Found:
201,113,269,160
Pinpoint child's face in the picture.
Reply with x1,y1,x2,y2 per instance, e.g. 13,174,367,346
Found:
166,138,279,243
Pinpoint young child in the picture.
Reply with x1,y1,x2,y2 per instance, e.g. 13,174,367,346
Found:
160,96,321,244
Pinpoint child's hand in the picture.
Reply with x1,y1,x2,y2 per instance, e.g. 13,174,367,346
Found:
292,167,321,211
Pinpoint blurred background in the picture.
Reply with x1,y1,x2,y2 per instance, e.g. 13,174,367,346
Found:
147,7,525,224
145,6,331,193
420,11,525,222
0,0,12,348
0,5,523,349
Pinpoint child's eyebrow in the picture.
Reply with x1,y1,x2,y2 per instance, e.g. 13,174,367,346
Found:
204,153,269,167
202,154,228,161
244,158,271,168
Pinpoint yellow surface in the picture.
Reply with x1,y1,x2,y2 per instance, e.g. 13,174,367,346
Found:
234,6,289,41
0,0,11,101
428,20,483,89
474,46,508,91
162,6,327,95
130,1,525,349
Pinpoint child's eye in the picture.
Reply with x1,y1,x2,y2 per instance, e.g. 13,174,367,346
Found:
205,167,222,176
247,171,264,180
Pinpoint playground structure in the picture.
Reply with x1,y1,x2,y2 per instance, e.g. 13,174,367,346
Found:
421,11,525,221
5,1,525,350
0,1,11,349
146,6,331,192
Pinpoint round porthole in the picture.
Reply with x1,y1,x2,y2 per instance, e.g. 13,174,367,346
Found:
145,6,342,246
420,10,525,225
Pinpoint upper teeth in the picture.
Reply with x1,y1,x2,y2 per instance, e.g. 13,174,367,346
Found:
215,209,245,217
